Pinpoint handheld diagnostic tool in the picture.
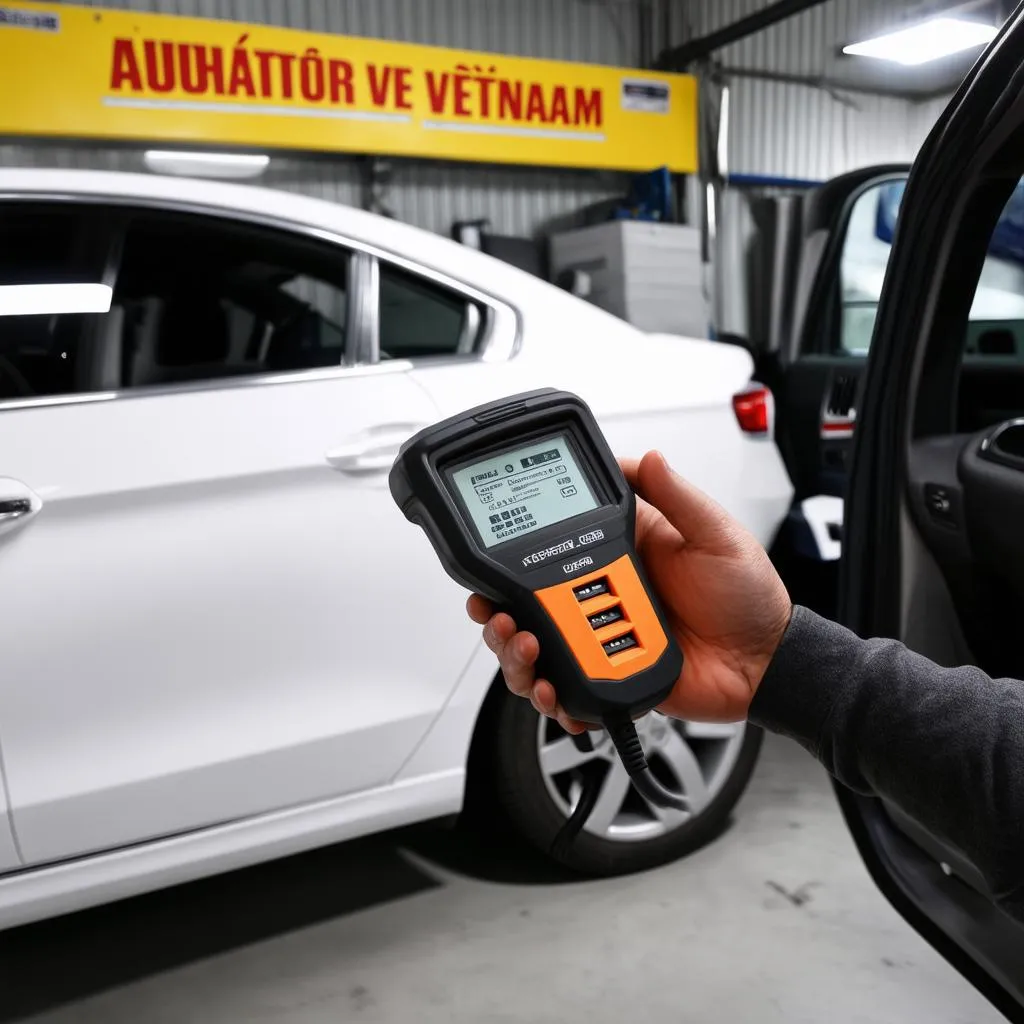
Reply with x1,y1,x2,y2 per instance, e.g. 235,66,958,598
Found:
389,388,688,821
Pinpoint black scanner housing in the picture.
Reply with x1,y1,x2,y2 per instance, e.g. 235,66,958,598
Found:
388,388,682,724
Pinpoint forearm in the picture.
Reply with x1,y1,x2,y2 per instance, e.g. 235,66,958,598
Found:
749,606,1024,911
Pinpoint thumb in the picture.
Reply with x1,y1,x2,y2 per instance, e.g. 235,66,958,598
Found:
634,451,733,547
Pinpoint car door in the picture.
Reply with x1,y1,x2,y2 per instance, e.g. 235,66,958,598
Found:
794,5,1024,1015
745,165,909,618
0,197,467,867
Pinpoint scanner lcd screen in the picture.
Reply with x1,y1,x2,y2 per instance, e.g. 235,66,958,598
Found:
450,433,600,548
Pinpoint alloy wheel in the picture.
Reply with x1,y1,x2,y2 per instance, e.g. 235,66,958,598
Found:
536,713,746,842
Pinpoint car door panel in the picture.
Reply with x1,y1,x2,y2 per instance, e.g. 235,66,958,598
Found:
753,169,910,617
0,367,465,866
958,358,1024,431
774,356,863,499
903,434,1024,688
837,787,1024,1020
831,6,1024,1009
0,788,19,872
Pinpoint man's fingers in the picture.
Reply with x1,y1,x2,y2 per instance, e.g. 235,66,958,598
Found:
533,679,558,715
482,612,516,655
634,450,731,547
498,629,539,698
556,708,587,735
619,457,641,486
474,605,586,735
483,614,536,699
533,680,589,734
466,594,493,625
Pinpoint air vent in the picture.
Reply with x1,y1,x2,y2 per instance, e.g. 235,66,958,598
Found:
821,374,857,438
825,374,857,418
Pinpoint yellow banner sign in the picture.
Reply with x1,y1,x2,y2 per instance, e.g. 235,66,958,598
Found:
0,2,698,173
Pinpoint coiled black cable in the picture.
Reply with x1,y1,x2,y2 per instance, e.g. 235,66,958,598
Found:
549,717,689,858
605,716,689,811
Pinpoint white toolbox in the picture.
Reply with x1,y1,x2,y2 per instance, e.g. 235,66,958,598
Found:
549,221,708,337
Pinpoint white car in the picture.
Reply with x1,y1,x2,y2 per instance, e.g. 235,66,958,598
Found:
0,169,792,929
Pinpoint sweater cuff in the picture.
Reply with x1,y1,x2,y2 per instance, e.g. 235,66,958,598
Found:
747,605,861,755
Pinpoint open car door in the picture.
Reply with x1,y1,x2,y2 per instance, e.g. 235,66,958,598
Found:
743,163,910,617
791,3,1024,1017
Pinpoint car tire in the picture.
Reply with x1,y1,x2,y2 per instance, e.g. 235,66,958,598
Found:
483,686,763,876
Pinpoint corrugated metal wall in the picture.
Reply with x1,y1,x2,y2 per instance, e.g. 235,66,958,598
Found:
0,140,629,238
683,0,954,179
690,1,958,340
3,0,957,234
2,0,656,238
727,82,932,180
67,0,647,65
911,93,956,151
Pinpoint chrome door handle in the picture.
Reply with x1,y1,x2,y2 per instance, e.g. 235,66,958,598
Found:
0,498,32,523
327,450,401,474
326,423,429,475
0,478,43,537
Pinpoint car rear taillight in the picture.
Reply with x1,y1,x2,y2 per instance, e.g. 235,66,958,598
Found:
732,387,771,434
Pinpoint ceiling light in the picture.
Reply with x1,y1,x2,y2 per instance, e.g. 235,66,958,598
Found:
0,284,112,317
143,150,270,179
842,17,997,66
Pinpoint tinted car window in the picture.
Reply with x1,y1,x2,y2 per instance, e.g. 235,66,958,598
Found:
0,203,112,401
0,202,351,403
115,212,349,389
839,179,1024,359
379,264,481,359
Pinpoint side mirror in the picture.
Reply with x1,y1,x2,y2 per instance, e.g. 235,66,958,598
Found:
555,269,592,299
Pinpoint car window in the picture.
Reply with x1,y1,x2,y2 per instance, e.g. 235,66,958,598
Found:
0,203,113,401
838,179,1024,359
0,201,351,403
115,211,349,390
379,263,483,359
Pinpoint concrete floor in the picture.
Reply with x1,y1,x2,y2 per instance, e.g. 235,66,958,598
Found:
1,734,1004,1024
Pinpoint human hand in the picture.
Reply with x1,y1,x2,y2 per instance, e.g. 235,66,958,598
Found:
468,450,792,733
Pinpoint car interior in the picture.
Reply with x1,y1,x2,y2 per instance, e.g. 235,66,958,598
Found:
114,213,352,387
754,167,1024,633
0,201,491,402
829,175,1024,684
735,148,1024,1012
823,29,1024,1006
0,204,352,399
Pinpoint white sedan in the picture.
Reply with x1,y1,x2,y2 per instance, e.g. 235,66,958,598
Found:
0,169,792,928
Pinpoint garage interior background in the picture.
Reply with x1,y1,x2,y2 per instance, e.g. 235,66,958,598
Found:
0,0,969,337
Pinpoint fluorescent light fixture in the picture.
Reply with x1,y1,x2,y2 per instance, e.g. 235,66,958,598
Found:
144,150,270,179
0,284,112,317
843,17,997,66
716,85,730,179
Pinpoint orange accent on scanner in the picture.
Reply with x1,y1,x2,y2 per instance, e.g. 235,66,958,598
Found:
534,553,668,680
579,593,620,615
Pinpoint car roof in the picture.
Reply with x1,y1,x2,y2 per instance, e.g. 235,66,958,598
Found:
0,167,558,303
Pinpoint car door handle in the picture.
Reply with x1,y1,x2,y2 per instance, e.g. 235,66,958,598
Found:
0,478,43,537
0,499,31,521
325,424,429,475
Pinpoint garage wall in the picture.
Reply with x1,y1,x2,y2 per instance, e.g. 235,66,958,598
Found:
911,93,957,152
681,0,957,179
727,82,935,180
0,140,628,239
4,1,957,236
3,0,655,239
